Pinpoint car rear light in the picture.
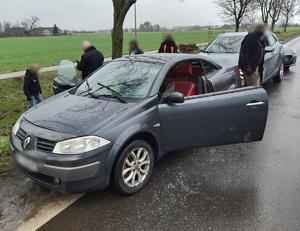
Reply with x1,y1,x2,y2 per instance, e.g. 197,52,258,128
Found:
236,67,244,76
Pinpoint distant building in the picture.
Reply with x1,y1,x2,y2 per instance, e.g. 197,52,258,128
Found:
31,26,62,36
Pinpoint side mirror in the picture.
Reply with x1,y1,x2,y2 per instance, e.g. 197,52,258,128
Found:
163,92,185,104
265,46,274,53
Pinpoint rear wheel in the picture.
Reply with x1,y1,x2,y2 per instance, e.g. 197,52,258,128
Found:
112,140,155,195
273,63,284,83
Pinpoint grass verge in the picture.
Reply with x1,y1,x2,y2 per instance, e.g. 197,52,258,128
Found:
0,72,55,176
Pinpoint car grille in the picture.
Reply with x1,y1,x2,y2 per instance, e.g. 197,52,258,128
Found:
16,128,26,141
36,138,56,153
16,128,56,153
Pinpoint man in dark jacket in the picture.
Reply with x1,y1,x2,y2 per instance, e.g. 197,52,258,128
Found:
77,41,104,79
129,40,144,56
23,64,43,108
238,24,267,87
158,35,178,54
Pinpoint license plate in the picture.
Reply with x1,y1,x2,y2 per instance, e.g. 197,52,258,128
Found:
16,154,38,173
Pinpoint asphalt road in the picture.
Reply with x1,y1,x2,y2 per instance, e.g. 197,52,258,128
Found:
38,40,300,231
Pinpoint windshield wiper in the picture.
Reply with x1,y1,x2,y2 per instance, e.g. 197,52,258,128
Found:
97,82,127,103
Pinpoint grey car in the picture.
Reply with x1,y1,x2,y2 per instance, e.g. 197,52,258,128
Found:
202,32,285,83
10,54,268,195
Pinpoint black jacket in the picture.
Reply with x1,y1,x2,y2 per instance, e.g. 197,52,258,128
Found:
238,32,266,75
158,39,178,53
77,46,104,79
23,70,42,99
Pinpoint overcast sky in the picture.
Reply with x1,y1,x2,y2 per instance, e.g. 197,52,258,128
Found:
0,0,223,30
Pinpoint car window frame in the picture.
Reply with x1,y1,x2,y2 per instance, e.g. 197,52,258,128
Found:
267,33,277,47
158,58,220,101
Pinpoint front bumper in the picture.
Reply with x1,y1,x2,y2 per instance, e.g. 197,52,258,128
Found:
284,55,297,67
10,121,113,193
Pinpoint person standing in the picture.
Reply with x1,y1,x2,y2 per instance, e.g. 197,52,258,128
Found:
23,64,43,108
129,40,144,55
76,41,104,79
158,35,178,54
238,24,267,87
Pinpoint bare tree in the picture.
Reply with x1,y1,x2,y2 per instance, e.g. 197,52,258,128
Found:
21,15,40,36
3,21,12,32
0,22,3,33
215,0,257,32
282,0,299,32
269,0,284,31
257,0,273,24
111,0,136,59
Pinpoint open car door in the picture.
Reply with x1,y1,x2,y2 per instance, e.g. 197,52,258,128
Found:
53,60,81,95
159,87,268,152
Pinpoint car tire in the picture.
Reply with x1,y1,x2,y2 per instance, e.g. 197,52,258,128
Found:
273,63,284,83
112,140,155,195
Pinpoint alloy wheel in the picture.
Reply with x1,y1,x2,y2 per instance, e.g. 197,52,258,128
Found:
122,147,151,188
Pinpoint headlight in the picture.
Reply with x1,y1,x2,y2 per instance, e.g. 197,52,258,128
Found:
12,114,24,136
53,136,111,154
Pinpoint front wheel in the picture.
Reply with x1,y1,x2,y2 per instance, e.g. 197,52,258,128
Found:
112,140,155,195
273,63,284,83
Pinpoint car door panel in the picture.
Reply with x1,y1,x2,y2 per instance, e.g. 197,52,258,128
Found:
158,87,268,152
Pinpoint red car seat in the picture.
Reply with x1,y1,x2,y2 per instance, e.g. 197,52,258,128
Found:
176,63,193,81
166,81,196,97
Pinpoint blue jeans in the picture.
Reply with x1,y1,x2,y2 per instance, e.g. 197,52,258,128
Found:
29,94,43,108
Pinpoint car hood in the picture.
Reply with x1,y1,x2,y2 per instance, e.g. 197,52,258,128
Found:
24,93,134,135
202,53,239,67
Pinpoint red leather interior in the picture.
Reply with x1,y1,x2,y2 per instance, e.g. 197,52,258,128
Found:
177,63,193,76
166,81,196,97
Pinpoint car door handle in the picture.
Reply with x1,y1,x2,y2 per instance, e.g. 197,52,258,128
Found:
246,101,265,107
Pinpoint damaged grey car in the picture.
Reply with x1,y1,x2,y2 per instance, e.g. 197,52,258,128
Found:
10,54,268,195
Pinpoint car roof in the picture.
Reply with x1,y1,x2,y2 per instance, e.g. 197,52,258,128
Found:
115,53,212,64
218,32,248,38
217,31,275,38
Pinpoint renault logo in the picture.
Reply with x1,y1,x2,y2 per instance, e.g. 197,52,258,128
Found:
23,136,31,150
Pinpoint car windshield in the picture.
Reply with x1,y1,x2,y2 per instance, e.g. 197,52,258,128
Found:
204,36,244,53
75,60,163,101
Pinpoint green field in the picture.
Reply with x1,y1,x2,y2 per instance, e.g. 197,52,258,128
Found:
0,30,234,74
1,28,300,74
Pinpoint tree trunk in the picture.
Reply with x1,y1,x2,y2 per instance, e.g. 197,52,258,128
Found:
235,21,240,32
112,16,125,59
271,20,276,32
284,17,289,33
111,0,136,59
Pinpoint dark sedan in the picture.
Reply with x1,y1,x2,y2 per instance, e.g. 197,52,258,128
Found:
10,54,268,195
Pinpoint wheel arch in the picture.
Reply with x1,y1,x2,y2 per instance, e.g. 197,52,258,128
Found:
106,131,160,186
